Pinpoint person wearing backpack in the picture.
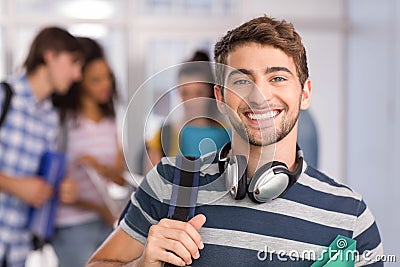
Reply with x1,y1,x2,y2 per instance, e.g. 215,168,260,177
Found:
0,26,82,267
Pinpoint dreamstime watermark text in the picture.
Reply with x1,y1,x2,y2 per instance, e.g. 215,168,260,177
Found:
257,238,397,263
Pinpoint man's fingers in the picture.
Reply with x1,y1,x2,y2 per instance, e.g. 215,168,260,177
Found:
189,214,206,231
150,223,200,259
188,214,206,249
159,217,205,250
145,216,206,265
41,186,53,202
33,183,53,207
159,250,186,267
162,239,193,265
159,228,201,260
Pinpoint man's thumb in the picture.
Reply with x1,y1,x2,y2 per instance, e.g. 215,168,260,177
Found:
188,214,206,230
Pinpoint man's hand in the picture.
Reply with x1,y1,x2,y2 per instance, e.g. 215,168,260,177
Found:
138,214,206,267
13,176,53,208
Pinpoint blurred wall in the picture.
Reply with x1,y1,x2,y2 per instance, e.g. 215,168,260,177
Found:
347,0,400,258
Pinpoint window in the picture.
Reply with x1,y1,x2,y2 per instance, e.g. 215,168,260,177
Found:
13,0,128,19
137,0,237,16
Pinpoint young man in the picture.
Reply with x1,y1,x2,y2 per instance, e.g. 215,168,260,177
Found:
87,16,382,266
0,27,82,266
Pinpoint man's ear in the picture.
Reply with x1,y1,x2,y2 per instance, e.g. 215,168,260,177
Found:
43,50,56,64
300,79,312,110
214,85,227,115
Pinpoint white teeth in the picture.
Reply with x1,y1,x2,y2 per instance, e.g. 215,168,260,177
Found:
247,111,278,120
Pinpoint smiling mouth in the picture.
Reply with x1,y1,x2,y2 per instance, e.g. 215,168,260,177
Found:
245,110,280,120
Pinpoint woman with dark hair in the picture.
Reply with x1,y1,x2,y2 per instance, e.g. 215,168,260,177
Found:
52,37,125,267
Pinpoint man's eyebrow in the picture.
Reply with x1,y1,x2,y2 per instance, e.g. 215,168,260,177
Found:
227,67,293,79
226,69,254,80
265,66,293,75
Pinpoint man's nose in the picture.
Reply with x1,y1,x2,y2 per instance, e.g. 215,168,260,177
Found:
247,81,273,107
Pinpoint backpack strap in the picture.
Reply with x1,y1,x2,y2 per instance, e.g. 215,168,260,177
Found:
117,155,201,225
165,155,200,267
160,124,172,157
167,155,200,222
0,82,13,128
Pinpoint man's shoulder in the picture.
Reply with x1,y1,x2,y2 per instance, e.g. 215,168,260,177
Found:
4,75,28,93
155,152,220,182
304,165,353,189
284,163,368,224
298,163,363,203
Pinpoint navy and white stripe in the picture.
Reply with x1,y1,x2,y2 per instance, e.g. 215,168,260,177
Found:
121,153,383,266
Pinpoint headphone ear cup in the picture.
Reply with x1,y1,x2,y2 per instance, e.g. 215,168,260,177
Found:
234,155,248,200
248,161,290,203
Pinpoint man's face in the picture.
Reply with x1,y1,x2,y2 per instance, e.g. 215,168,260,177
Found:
215,43,311,146
46,50,82,94
178,79,213,119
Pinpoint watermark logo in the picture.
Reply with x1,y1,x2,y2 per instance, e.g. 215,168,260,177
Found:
336,238,347,249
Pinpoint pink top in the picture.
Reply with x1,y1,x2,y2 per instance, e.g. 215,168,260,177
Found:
56,116,119,227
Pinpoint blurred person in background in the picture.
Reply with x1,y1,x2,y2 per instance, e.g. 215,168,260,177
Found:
52,37,126,267
0,27,82,267
143,50,230,173
297,109,319,168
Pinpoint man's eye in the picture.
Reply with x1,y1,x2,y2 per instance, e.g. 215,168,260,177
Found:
271,77,286,82
234,79,251,85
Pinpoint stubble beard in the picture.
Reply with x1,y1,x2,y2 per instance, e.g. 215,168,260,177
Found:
228,106,300,147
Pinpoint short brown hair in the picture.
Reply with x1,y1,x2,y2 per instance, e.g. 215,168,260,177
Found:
214,15,309,88
23,26,82,74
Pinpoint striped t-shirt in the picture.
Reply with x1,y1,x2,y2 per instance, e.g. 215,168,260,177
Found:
121,152,383,266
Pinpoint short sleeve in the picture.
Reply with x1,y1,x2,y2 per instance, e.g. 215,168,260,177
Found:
352,199,384,266
120,160,173,243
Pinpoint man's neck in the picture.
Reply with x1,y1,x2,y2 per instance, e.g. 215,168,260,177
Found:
231,129,298,178
27,67,52,102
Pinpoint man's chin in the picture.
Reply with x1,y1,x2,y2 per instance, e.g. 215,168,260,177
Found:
248,139,276,147
57,88,69,95
247,129,280,146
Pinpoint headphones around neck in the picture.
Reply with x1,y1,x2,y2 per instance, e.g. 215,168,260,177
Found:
218,142,303,203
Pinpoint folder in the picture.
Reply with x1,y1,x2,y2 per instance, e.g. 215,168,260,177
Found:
311,235,356,267
27,151,66,240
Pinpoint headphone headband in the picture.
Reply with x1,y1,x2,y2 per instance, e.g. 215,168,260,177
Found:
218,141,231,173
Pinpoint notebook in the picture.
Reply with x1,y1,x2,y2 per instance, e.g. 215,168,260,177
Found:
27,151,66,240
